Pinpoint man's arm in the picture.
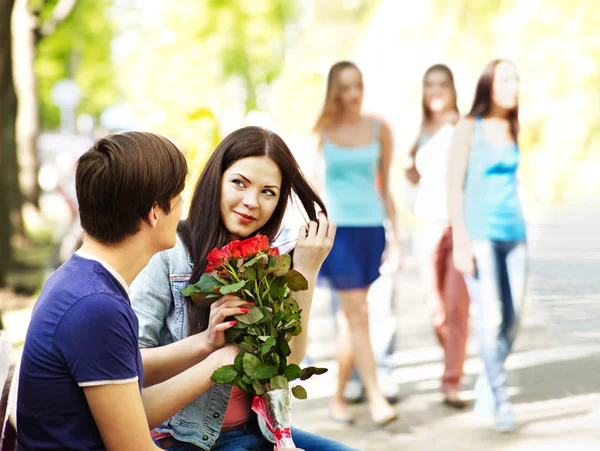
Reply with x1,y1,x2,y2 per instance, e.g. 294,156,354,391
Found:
84,383,161,451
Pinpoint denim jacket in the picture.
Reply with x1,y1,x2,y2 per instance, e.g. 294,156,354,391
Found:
130,236,235,450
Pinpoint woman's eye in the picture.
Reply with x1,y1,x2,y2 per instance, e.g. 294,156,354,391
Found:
263,189,276,196
232,179,245,188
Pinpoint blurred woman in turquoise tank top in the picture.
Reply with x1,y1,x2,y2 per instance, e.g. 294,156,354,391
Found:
448,59,527,433
313,61,401,427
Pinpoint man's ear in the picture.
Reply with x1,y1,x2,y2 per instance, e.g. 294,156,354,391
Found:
147,202,159,228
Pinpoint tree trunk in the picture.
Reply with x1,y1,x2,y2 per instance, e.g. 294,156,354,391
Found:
0,0,18,287
12,0,40,208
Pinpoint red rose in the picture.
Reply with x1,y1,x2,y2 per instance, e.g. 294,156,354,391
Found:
206,262,215,272
228,240,243,259
240,236,260,257
207,247,228,270
257,235,269,252
269,247,280,257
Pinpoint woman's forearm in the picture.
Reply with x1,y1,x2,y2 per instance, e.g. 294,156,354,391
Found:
141,332,214,387
447,119,473,238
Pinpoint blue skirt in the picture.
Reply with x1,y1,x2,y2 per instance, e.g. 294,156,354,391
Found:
319,226,386,290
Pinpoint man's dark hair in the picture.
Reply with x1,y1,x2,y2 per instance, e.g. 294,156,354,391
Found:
76,131,187,244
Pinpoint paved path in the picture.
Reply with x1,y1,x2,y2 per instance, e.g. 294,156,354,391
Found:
294,202,600,450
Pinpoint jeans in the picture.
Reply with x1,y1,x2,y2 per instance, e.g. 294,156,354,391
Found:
164,422,358,451
464,240,527,409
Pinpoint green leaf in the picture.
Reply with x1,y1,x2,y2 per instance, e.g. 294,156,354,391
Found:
283,319,299,329
285,270,308,291
299,366,329,381
181,273,220,296
237,378,253,394
238,342,255,353
252,379,266,395
213,274,229,285
273,312,285,326
242,374,252,384
206,293,220,299
246,326,260,335
220,280,246,295
270,375,288,390
242,353,261,377
224,327,243,342
234,352,245,373
234,321,247,329
273,254,291,276
292,385,307,400
291,323,303,336
260,337,276,355
278,338,291,358
235,305,264,325
285,298,300,312
284,363,301,381
271,352,280,368
253,363,278,380
210,365,238,384
244,267,256,281
270,277,286,299
243,256,259,267
243,289,256,300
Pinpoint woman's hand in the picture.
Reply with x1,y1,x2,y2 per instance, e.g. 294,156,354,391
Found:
405,165,420,185
452,231,476,276
201,295,250,353
292,211,336,275
380,240,403,276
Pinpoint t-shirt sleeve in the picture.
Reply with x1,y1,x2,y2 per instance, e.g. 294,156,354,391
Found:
54,293,140,387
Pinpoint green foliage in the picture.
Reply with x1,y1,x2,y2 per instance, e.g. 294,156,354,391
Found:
36,0,116,129
199,0,296,112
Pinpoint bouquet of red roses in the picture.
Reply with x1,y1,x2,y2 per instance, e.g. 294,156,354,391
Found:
181,235,327,449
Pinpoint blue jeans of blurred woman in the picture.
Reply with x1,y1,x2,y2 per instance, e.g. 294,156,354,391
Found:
465,240,527,420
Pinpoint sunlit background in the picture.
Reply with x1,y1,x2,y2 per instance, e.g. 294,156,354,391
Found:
1,1,599,448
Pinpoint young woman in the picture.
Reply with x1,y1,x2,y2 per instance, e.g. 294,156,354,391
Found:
313,61,400,426
448,59,527,432
130,126,356,451
408,64,470,408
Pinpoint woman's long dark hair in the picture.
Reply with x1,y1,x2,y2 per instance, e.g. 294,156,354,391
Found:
179,126,327,335
468,59,519,142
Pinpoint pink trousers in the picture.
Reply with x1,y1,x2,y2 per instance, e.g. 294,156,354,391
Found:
417,225,470,392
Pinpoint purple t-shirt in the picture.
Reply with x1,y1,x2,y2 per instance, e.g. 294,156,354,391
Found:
17,254,144,450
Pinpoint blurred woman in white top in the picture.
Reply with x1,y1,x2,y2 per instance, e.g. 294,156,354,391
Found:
406,64,470,408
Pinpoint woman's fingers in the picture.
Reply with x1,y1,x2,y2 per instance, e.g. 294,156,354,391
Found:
297,225,308,244
316,211,328,240
325,220,337,241
214,320,238,333
306,220,318,241
218,306,249,320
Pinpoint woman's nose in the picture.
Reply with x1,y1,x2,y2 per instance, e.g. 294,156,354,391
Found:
242,191,259,208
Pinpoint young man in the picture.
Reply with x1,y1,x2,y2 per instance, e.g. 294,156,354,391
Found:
17,132,237,450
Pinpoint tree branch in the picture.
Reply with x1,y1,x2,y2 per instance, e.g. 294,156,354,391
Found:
39,0,77,37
